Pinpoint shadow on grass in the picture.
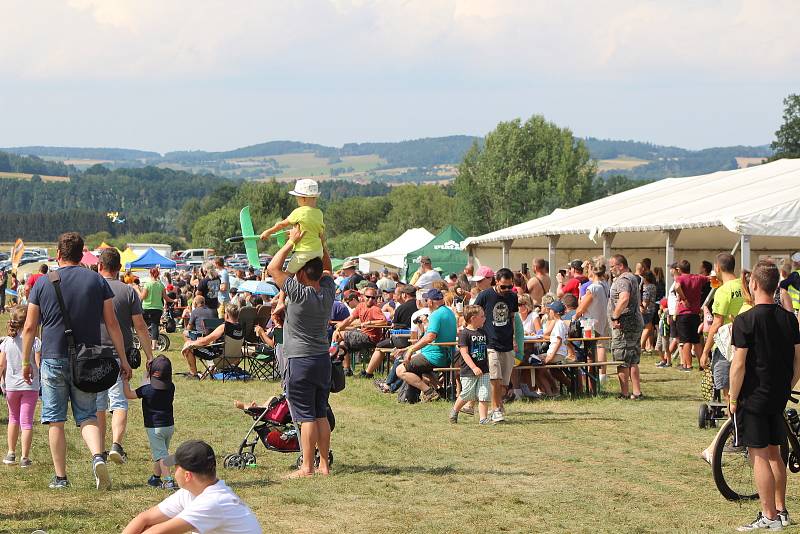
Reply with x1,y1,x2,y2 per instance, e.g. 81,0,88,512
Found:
0,507,93,521
507,413,623,423
335,462,533,477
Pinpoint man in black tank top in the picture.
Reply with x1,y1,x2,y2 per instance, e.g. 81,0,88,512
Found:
180,304,243,378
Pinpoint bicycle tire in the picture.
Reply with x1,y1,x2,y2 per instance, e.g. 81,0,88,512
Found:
712,417,789,501
157,334,170,352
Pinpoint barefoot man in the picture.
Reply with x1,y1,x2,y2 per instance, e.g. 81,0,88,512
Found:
268,225,335,477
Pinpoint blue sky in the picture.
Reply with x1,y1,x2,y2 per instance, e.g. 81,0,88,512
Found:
1,0,798,153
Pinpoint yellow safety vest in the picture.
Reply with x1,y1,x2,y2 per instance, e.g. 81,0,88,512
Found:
789,269,800,311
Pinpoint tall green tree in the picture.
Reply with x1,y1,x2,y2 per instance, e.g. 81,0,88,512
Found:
771,94,800,159
454,115,596,235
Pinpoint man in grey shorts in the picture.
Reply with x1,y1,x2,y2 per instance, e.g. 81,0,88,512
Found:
268,226,335,478
608,254,644,400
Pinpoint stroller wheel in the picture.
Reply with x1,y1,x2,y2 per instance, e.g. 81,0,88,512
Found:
224,454,245,469
241,452,256,467
698,403,709,429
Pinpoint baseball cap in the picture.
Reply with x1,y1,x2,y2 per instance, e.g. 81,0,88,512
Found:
288,178,320,198
399,284,417,295
342,258,358,270
546,300,566,314
469,265,495,282
343,290,361,301
382,281,397,292
792,252,800,263
423,288,444,301
148,355,172,390
164,440,216,474
567,260,583,271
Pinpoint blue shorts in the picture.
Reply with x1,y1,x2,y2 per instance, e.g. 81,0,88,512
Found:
40,357,98,426
146,426,175,462
95,360,129,412
286,354,331,423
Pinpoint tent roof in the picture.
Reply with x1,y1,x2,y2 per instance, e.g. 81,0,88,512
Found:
405,225,467,273
120,248,139,268
81,251,98,265
126,248,176,269
462,158,800,250
359,228,435,269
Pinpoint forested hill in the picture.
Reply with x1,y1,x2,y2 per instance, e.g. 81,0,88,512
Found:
0,146,160,161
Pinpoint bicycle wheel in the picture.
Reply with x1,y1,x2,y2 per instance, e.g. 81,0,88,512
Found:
712,417,789,501
157,333,170,352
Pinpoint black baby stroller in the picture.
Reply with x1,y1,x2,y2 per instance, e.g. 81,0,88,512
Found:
223,394,335,470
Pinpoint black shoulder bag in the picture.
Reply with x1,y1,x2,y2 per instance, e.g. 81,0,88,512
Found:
48,271,119,393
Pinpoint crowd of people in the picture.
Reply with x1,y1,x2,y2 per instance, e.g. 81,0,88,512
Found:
2,178,800,531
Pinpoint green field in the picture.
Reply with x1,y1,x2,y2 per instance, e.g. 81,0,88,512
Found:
1,319,794,533
0,171,70,182
596,156,650,172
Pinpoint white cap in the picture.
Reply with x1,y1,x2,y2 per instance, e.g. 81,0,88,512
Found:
289,179,320,198
792,252,800,263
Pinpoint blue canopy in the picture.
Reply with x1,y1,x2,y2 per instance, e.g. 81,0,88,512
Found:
126,248,176,269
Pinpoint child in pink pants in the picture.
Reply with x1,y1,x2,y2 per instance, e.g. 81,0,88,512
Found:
0,304,41,468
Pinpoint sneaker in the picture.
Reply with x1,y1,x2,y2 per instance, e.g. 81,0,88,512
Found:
778,510,790,527
161,478,178,490
678,366,693,373
448,410,458,424
147,475,162,488
359,370,374,379
655,361,667,368
3,452,15,465
630,393,645,400
92,455,111,490
737,511,783,531
491,410,505,423
479,418,493,425
108,443,127,465
422,388,440,402
19,457,32,468
49,476,70,489
344,368,354,377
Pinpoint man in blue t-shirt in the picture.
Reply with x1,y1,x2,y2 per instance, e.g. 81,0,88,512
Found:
395,288,457,402
22,232,131,491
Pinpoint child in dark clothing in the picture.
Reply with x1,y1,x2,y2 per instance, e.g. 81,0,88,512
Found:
123,355,176,490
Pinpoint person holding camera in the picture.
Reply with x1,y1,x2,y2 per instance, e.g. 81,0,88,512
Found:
97,248,154,466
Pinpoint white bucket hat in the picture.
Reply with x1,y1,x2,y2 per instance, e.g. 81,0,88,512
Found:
289,178,320,198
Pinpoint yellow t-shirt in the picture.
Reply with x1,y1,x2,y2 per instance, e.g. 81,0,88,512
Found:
287,206,324,253
711,278,744,324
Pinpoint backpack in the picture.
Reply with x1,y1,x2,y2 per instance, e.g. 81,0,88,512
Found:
396,381,420,404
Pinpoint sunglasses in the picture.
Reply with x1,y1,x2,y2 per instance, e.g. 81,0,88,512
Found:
499,284,513,290
364,295,377,300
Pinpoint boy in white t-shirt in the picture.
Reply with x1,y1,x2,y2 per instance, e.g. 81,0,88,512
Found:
123,440,262,534
543,300,569,364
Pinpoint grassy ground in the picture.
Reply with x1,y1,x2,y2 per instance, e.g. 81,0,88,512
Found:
1,322,796,533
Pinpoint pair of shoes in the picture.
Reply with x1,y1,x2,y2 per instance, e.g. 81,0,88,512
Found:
655,361,668,368
678,366,693,372
147,475,162,488
3,452,15,465
422,388,440,402
161,478,178,490
737,511,783,531
490,410,505,423
20,457,32,468
616,393,629,400
630,393,644,400
108,443,127,465
459,406,475,416
479,418,493,425
48,475,70,489
448,410,458,424
93,455,111,490
344,368,354,377
359,370,374,379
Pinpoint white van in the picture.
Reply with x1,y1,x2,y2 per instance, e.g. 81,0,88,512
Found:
180,248,214,266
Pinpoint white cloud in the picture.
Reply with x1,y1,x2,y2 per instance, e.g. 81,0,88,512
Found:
1,0,797,82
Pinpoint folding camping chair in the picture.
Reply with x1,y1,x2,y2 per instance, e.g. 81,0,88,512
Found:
197,333,245,382
239,306,277,380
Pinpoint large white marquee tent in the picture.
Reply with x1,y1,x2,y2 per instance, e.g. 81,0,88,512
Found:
358,227,435,273
462,158,800,288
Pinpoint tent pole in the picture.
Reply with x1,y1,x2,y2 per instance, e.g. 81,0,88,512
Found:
740,234,752,271
602,232,616,259
501,239,514,269
664,230,681,290
467,245,475,269
547,235,560,291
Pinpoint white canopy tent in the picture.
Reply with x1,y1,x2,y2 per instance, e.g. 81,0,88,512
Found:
462,158,800,289
359,227,435,273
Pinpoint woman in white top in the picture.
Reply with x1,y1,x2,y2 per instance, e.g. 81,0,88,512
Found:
517,294,541,335
574,257,610,382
